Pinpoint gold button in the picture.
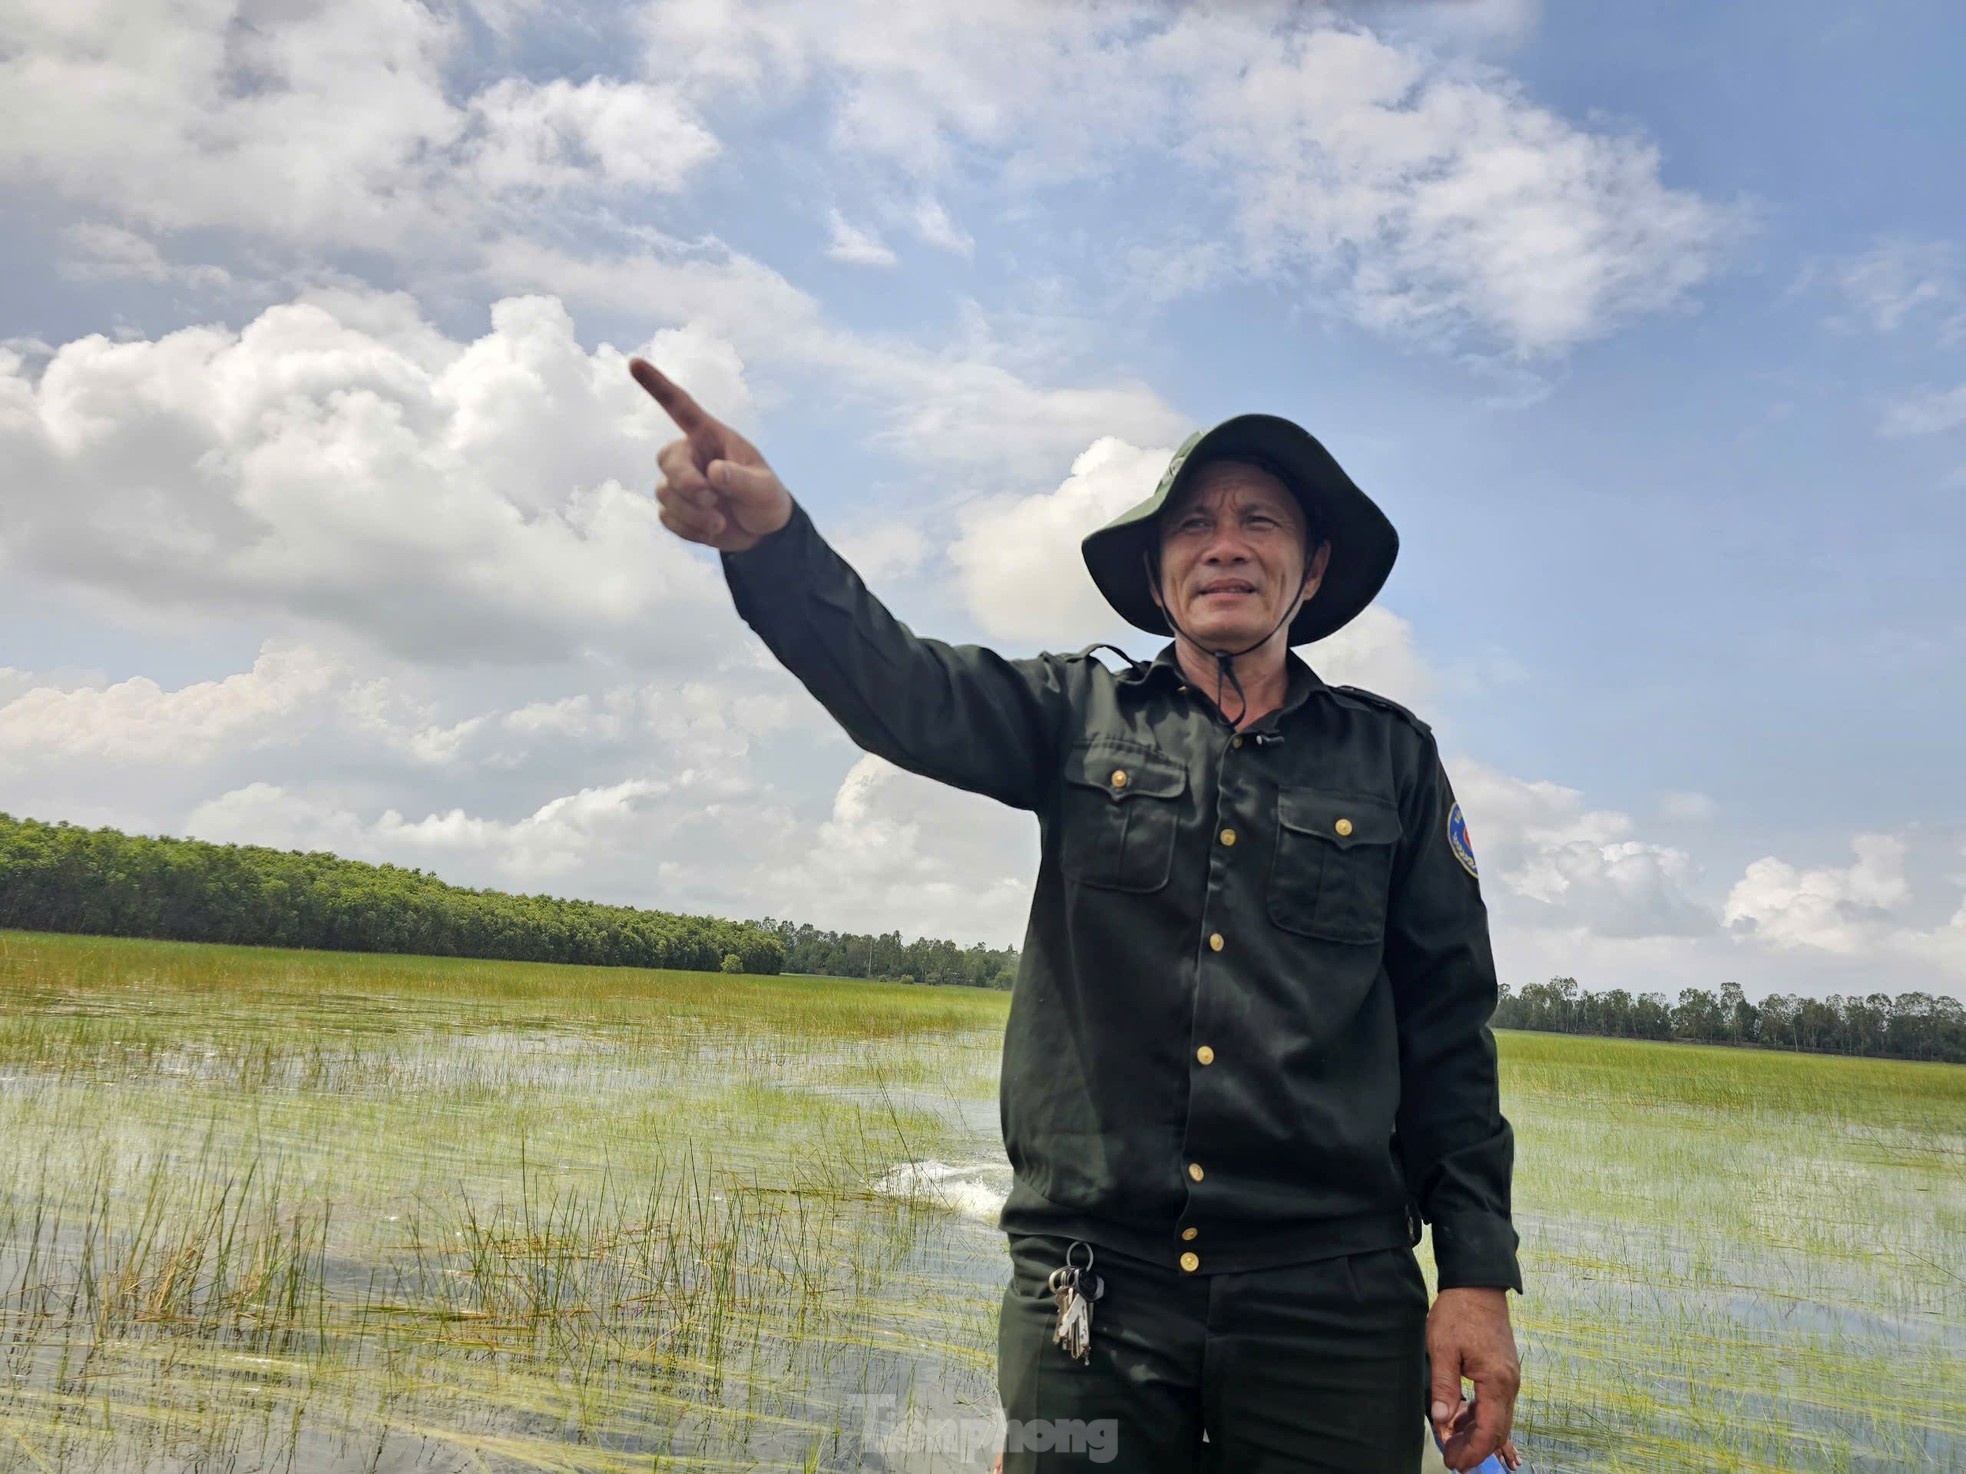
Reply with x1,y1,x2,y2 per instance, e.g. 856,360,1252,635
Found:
1187,1162,1204,1182
1220,828,1236,846
1112,769,1129,789
1335,817,1354,837
1208,933,1224,952
1181,1226,1199,1241
1179,1252,1200,1273
1178,685,1189,695
1231,736,1243,749
1196,1045,1215,1065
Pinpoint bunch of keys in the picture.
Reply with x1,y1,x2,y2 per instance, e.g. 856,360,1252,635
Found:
1046,1241,1105,1364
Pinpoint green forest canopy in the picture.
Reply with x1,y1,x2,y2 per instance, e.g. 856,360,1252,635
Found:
0,812,1012,985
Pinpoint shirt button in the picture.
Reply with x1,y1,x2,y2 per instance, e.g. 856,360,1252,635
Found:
1188,1162,1204,1182
1208,933,1224,952
1196,1045,1215,1065
1179,1252,1200,1273
1111,769,1129,789
1181,1226,1199,1241
1335,817,1354,837
1219,828,1236,846
1231,736,1243,749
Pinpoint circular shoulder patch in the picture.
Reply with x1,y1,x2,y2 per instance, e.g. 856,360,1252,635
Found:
1447,802,1479,878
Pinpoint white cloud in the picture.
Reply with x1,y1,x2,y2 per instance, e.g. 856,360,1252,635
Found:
835,521,932,582
1879,382,1966,438
1816,237,1964,338
463,77,718,195
482,237,1187,484
949,435,1170,646
1450,760,1716,940
185,773,732,887
1723,835,1911,955
177,745,1036,945
0,291,749,664
909,198,973,256
637,1,1731,357
745,753,1036,944
0,0,717,250
0,644,341,765
825,210,898,267
57,222,231,289
1165,20,1733,356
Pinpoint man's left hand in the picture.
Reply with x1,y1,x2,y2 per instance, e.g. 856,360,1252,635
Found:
1427,1286,1521,1472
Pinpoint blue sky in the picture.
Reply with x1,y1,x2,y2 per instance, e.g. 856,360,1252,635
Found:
1,0,1961,1001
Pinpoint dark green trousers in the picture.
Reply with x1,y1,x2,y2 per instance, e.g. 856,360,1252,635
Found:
997,1234,1428,1473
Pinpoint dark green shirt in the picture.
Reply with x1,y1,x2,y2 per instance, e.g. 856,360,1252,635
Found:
723,502,1522,1293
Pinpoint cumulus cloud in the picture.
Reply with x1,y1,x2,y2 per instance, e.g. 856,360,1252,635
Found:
1723,835,1911,955
745,754,1037,944
950,436,1171,646
638,0,1733,357
0,0,716,249
185,772,749,887
0,644,341,765
179,748,1035,945
1165,20,1734,356
484,238,1187,484
1449,760,1716,940
463,77,718,196
0,291,751,664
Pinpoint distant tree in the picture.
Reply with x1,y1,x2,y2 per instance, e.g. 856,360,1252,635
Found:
1490,971,1961,1064
0,812,785,973
720,953,743,974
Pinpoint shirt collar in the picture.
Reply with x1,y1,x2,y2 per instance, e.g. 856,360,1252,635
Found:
1131,642,1329,722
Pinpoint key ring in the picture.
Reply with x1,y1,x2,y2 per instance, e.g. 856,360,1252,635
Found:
1046,1241,1095,1295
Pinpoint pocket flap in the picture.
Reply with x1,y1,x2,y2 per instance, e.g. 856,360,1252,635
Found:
1276,788,1401,847
1063,744,1186,800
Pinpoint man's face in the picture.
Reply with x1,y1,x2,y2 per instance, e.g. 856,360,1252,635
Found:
1152,460,1330,651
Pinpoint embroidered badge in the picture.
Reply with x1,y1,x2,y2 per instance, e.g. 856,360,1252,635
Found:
1447,803,1478,878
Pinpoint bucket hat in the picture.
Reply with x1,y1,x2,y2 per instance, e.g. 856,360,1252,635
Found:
1080,413,1398,646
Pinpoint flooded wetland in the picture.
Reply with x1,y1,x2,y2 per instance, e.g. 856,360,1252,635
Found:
0,930,1958,1472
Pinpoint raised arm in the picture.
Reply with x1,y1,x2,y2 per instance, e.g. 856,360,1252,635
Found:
632,359,1068,809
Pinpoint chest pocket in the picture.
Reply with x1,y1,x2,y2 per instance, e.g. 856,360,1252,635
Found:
1268,788,1403,943
1059,744,1187,893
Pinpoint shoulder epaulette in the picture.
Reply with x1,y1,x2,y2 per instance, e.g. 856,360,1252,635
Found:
1071,642,1147,676
1330,684,1433,735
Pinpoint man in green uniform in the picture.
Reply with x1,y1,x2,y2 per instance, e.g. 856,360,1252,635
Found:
631,356,1523,1474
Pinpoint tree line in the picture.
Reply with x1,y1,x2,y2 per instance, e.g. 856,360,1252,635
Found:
1495,976,1964,1064
0,813,1023,988
750,917,1018,989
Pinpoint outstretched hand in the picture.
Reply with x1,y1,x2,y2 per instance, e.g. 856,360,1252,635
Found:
1429,1287,1522,1471
630,358,792,553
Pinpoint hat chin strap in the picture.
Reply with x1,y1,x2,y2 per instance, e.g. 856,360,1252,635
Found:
1148,552,1310,728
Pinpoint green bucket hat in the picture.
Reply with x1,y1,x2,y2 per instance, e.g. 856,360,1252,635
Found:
1080,413,1399,646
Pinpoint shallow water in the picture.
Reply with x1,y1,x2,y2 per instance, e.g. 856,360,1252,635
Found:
1,933,1960,1473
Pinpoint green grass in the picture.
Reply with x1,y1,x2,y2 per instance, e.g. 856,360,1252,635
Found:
0,929,1959,1472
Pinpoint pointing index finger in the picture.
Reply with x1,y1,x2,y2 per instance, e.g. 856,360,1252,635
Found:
629,358,717,441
